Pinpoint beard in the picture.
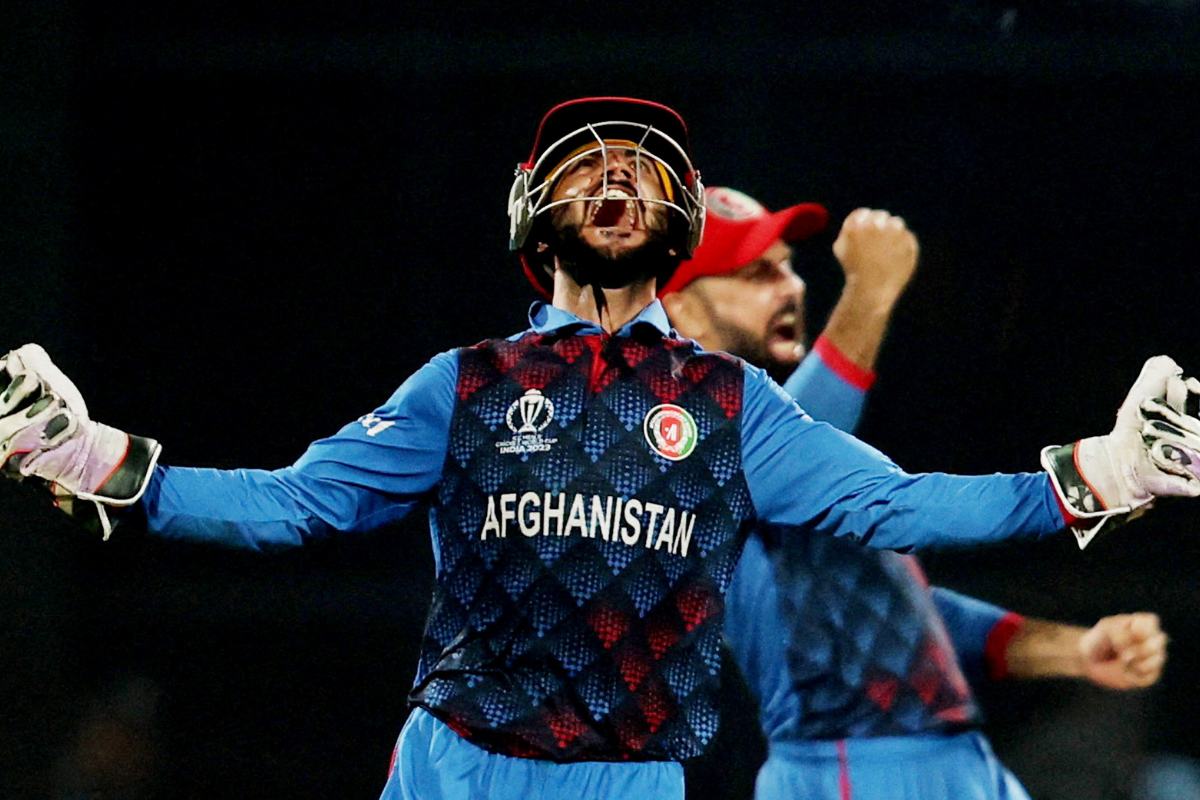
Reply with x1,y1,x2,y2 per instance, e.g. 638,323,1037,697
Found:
706,316,787,374
548,213,678,290
698,294,806,382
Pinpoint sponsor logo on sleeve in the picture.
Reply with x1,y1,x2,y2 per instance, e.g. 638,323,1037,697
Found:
358,413,396,437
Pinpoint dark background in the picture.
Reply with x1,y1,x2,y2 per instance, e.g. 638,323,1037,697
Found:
5,2,1200,798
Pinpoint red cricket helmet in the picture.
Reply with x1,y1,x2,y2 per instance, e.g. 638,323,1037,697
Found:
508,97,706,297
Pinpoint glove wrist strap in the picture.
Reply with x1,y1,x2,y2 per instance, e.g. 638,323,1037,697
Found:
76,433,162,504
1041,442,1137,550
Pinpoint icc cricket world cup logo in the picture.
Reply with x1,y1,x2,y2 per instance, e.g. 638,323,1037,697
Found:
498,389,558,454
507,389,554,434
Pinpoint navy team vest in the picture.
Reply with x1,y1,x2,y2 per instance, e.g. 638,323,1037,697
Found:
411,326,753,762
759,528,980,738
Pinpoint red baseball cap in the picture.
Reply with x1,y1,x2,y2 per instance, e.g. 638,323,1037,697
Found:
659,186,828,296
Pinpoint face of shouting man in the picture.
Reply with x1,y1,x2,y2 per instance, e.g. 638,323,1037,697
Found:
544,143,678,291
665,238,808,377
660,186,830,381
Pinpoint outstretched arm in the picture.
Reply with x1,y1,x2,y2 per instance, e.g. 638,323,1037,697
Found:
140,350,458,550
929,586,1023,686
1003,613,1167,689
745,351,1200,551
0,343,458,549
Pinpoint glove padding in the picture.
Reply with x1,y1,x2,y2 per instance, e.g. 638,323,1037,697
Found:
1141,373,1200,480
1042,355,1200,549
0,344,161,538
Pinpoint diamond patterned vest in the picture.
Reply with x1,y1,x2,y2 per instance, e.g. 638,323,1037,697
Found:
410,328,753,762
761,527,979,738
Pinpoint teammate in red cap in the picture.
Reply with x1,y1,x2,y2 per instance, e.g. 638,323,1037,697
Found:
0,100,1195,800
660,187,828,379
662,187,1169,800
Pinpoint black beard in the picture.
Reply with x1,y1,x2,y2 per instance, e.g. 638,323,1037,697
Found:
692,291,805,383
549,220,677,290
705,314,795,379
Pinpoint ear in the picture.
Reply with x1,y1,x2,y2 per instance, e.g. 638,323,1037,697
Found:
660,289,684,318
660,287,708,341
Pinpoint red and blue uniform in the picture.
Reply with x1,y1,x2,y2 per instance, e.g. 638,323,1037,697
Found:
138,302,1063,800
724,335,1032,800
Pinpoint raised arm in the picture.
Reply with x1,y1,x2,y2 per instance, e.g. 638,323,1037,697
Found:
783,208,917,430
807,208,917,371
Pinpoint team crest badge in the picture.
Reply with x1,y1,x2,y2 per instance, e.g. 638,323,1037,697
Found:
643,404,698,461
497,389,558,454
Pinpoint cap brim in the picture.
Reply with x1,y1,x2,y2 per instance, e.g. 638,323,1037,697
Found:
659,201,829,296
778,203,830,242
732,203,829,264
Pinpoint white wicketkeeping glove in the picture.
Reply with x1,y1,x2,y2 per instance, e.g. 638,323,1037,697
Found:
0,344,161,539
1042,355,1200,549
1141,373,1200,479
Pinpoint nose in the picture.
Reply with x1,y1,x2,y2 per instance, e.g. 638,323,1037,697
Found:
777,262,806,298
604,150,637,179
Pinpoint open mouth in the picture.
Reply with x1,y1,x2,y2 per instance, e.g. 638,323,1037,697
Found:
769,311,801,345
587,186,640,229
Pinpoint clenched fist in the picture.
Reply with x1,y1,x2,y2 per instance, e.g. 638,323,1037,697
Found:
1080,612,1167,690
832,208,919,306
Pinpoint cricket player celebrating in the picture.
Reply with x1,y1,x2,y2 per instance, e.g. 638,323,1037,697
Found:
661,185,1169,799
0,98,1195,800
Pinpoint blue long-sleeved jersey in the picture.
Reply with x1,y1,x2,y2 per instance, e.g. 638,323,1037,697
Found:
143,304,1061,552
139,300,1061,761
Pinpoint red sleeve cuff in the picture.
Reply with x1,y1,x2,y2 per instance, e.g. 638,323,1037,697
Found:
812,335,876,390
984,612,1025,682
1050,484,1082,527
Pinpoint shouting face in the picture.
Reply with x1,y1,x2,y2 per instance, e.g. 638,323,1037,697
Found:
669,239,808,376
542,144,677,289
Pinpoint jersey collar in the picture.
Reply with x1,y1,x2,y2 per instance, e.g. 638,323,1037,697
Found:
527,300,673,339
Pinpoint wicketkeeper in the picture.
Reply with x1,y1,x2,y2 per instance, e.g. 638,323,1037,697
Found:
3,97,1200,800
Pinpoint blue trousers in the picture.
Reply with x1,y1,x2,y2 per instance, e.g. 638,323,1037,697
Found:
755,731,1032,800
378,708,685,800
